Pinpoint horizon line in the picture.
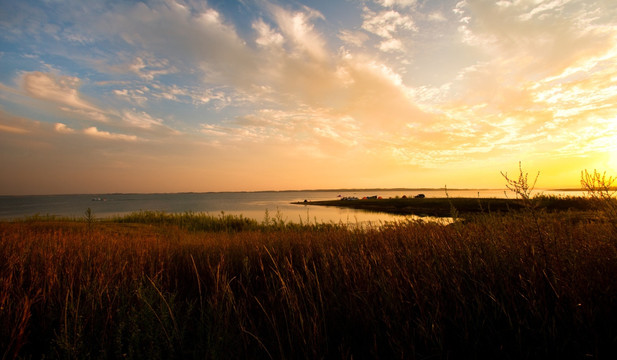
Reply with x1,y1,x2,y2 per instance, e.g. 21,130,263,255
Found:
0,187,586,197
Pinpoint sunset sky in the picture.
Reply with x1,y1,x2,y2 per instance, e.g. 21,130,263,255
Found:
1,0,616,195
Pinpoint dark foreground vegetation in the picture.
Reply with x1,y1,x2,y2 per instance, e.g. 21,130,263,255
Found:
2,169,617,359
297,195,598,217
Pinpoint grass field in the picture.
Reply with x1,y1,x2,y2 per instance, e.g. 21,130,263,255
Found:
2,198,617,359
295,195,598,217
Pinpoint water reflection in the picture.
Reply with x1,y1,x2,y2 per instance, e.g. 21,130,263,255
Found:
0,189,584,224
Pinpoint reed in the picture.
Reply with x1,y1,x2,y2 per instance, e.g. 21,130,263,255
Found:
1,205,616,359
2,167,616,359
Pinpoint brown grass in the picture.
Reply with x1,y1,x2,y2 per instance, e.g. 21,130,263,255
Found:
1,208,617,359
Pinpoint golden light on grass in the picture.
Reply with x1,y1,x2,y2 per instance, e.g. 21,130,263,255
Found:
2,184,617,359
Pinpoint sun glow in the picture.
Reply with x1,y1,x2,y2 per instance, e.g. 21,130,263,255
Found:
609,142,617,172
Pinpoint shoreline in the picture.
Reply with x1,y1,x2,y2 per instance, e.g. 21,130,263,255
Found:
293,197,596,217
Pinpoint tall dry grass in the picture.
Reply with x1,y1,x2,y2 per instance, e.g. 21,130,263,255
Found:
1,206,616,359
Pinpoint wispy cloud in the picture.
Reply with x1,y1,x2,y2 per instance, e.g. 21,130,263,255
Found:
21,72,103,115
84,126,137,141
121,110,163,129
98,1,256,86
0,123,29,134
375,0,417,8
362,8,417,38
267,3,327,60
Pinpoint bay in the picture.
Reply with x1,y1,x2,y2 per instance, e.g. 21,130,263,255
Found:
0,189,585,224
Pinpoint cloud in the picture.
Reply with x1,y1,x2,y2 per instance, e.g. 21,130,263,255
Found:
267,3,327,60
360,6,417,54
21,71,108,122
200,123,229,138
84,126,137,141
113,88,149,106
5,0,614,187
362,8,417,39
375,0,417,8
379,38,404,52
517,0,573,22
0,110,210,194
404,0,617,169
0,123,29,134
453,0,616,77
121,110,165,130
338,30,369,47
22,72,97,111
427,11,447,22
99,1,256,86
79,1,431,139
253,19,285,48
175,4,444,163
59,106,109,122
447,0,617,125
0,111,31,134
54,121,140,141
200,106,363,155
54,123,75,134
127,54,176,81
0,110,40,135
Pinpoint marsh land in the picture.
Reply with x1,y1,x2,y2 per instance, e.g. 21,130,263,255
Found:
2,194,617,359
294,195,597,217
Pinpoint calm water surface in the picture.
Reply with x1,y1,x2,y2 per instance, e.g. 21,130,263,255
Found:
0,189,585,224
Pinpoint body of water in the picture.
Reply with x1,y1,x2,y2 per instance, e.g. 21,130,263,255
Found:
0,189,586,224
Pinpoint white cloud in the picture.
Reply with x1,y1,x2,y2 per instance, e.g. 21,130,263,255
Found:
128,55,176,80
379,38,404,52
113,88,148,106
375,0,417,8
62,29,94,44
121,110,163,129
338,30,369,47
54,122,75,134
201,107,363,153
21,72,101,113
454,0,615,62
518,0,573,22
59,106,109,123
427,11,447,22
81,1,430,135
362,9,417,39
84,126,137,141
253,19,284,48
9,0,615,175
268,4,327,60
451,0,617,103
107,1,254,78
200,123,229,137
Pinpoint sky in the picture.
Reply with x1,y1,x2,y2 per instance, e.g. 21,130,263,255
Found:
1,0,616,195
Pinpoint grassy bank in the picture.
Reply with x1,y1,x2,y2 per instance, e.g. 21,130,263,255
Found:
296,195,598,217
2,207,617,359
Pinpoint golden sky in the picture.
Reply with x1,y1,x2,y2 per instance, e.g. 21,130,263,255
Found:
1,0,616,194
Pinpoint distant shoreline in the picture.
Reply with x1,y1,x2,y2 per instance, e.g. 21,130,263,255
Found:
0,187,585,197
294,197,596,217
0,188,484,197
